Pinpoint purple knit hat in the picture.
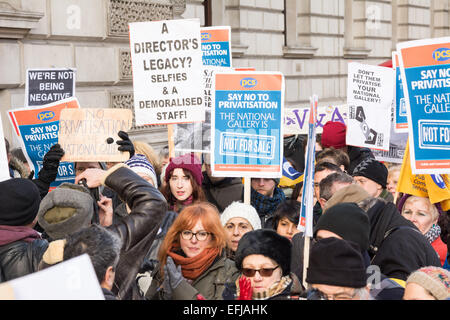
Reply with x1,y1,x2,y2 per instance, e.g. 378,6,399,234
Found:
165,153,203,186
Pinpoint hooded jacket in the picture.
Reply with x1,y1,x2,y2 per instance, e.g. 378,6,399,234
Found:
364,198,441,281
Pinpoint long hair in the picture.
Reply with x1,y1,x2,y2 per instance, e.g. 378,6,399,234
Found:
161,168,205,205
158,202,226,272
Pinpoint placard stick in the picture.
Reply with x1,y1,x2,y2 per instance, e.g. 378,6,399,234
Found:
302,236,310,290
168,124,175,158
244,177,251,205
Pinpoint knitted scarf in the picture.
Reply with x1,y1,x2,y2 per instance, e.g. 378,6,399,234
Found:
235,275,292,300
167,244,221,280
170,195,194,213
251,187,286,219
424,224,441,244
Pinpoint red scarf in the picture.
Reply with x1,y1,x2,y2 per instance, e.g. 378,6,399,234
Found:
170,195,194,213
167,243,221,280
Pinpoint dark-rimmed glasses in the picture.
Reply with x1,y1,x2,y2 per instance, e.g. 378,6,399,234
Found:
180,230,210,241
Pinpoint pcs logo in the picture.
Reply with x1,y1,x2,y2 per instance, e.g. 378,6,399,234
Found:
432,48,450,62
201,32,211,41
240,78,257,88
37,111,55,122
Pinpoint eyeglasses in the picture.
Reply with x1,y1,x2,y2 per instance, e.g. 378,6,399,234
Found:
306,288,356,300
180,230,211,241
242,265,279,278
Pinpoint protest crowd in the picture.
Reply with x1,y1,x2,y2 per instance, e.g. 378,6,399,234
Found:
0,18,449,303
1,120,449,301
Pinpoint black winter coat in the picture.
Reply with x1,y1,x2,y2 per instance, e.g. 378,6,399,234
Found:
366,199,441,280
105,165,168,300
0,238,48,283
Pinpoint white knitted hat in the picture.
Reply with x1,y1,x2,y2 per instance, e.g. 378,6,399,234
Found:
220,201,261,230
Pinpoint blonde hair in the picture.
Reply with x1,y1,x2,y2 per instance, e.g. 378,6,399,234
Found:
133,141,162,177
403,196,439,221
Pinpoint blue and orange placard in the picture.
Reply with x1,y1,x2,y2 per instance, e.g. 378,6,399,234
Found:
211,72,284,178
397,37,450,174
393,52,408,132
8,97,80,188
201,26,232,68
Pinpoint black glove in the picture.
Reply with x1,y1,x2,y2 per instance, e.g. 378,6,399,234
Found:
116,131,134,159
38,144,65,184
162,257,184,299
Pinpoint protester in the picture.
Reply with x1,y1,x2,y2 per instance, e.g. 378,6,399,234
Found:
312,162,342,225
324,184,442,281
270,200,301,242
162,153,206,213
306,237,372,300
387,164,402,198
60,224,123,300
223,229,304,300
316,147,350,172
403,266,450,300
317,171,354,209
133,141,162,187
145,202,239,300
283,134,306,173
39,163,167,300
220,202,261,260
202,153,244,213
159,145,170,167
352,157,394,202
0,178,48,282
125,154,158,187
399,195,448,266
9,147,31,178
321,121,374,174
250,177,286,228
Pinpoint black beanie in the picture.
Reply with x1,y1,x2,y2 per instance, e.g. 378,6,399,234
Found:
314,202,370,251
235,229,292,276
306,237,367,288
351,158,388,189
0,178,41,226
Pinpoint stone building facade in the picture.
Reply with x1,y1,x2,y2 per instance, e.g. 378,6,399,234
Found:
0,0,448,150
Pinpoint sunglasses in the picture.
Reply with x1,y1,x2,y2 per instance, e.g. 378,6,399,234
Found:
242,265,279,277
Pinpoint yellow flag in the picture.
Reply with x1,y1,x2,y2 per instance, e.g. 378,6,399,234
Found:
397,141,450,211
396,141,428,198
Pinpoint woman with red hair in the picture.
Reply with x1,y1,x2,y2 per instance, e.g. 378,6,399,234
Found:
145,202,240,300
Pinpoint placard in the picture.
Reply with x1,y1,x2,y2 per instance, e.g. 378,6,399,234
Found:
284,104,347,135
346,62,394,151
58,108,132,162
129,19,204,125
397,37,450,174
201,26,232,67
393,52,408,132
8,97,80,187
211,72,284,178
25,68,76,107
0,254,104,300
0,113,10,181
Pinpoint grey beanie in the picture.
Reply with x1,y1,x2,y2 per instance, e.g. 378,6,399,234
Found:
37,183,94,240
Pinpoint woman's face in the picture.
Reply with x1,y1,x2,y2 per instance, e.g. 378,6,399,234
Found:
386,170,400,196
242,254,282,295
401,198,437,234
169,168,193,202
224,217,253,252
276,217,300,241
179,219,212,258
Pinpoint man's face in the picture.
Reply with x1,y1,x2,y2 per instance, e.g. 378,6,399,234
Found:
354,176,382,197
75,162,102,177
251,178,276,197
314,169,333,203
